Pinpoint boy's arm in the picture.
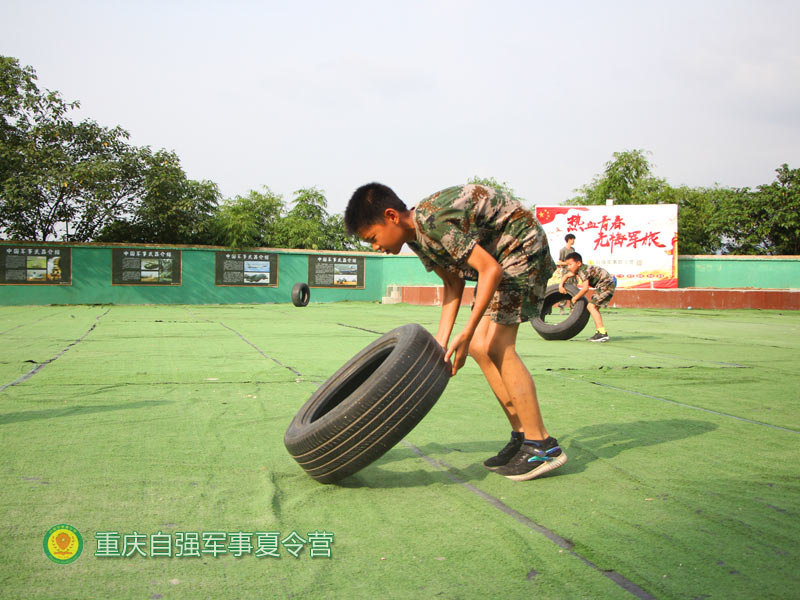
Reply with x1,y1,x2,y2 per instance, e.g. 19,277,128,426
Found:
558,272,574,293
570,279,591,303
431,264,465,350
445,244,503,375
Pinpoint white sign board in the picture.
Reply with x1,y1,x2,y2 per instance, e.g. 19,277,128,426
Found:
535,204,678,289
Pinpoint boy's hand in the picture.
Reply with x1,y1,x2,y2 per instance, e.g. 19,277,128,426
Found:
445,330,471,376
558,284,566,294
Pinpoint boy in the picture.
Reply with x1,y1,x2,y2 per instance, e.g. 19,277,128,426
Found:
556,234,577,276
555,234,577,313
559,252,617,342
344,183,567,481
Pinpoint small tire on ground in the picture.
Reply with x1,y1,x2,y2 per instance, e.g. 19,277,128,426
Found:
530,283,591,341
291,282,310,307
284,323,450,483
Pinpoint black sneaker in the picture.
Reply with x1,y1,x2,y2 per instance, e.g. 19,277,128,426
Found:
588,331,609,342
483,432,524,470
494,437,567,481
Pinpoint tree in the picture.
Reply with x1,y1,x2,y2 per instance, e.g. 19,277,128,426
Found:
1,56,145,241
96,149,219,245
278,187,362,251
211,186,284,248
568,149,669,205
565,149,753,255
467,175,518,198
714,164,800,255
131,149,219,244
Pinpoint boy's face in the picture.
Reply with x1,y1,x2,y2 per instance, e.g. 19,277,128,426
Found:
565,257,581,275
358,209,406,255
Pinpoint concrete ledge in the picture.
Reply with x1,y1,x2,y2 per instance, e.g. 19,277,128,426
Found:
610,288,800,310
397,286,800,311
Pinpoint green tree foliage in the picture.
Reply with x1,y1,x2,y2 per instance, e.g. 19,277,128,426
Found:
565,149,772,255
467,175,518,198
1,56,145,241
714,164,800,255
568,149,670,205
96,149,219,245
209,186,363,251
212,186,285,248
279,187,363,250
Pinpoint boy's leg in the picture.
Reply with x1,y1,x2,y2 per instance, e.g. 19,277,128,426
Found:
479,319,566,480
469,316,548,441
587,283,613,341
587,302,605,330
469,316,522,431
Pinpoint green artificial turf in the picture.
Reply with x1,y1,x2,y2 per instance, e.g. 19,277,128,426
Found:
0,303,798,599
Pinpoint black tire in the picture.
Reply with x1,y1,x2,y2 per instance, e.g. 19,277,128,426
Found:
531,283,591,340
284,323,450,483
291,282,310,307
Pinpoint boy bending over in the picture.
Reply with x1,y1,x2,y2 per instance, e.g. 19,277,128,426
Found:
344,183,567,481
560,252,617,342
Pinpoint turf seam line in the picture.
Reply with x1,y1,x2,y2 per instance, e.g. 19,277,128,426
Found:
0,309,64,335
0,308,110,392
336,323,385,335
546,372,800,434
604,344,748,368
218,322,307,379
401,440,657,600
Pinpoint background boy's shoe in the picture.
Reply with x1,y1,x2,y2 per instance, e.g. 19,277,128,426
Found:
588,331,609,342
483,432,524,470
494,437,567,481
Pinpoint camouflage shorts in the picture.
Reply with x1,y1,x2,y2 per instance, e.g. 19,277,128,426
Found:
590,277,617,308
472,278,547,325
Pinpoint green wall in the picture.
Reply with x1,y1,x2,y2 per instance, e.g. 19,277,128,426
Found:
677,255,800,289
1,242,798,306
0,243,391,306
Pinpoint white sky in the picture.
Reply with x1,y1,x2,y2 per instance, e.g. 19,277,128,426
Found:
2,0,799,215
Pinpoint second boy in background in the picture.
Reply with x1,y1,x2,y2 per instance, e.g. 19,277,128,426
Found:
560,252,617,342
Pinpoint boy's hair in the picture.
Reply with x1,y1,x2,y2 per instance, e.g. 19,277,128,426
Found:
344,183,408,235
565,234,576,242
565,252,582,263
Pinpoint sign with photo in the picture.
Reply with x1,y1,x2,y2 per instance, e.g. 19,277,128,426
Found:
214,251,278,286
111,248,181,285
0,245,72,285
308,255,364,289
535,204,679,288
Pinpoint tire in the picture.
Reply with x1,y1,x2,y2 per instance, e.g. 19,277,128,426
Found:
531,283,591,341
284,323,450,483
291,282,310,307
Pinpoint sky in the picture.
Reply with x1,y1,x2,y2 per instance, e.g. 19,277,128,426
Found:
2,0,799,215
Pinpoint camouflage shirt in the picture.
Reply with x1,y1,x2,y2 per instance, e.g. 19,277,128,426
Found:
407,185,555,287
575,264,614,288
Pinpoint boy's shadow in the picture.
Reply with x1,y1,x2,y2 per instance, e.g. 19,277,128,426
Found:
340,418,717,488
559,418,717,474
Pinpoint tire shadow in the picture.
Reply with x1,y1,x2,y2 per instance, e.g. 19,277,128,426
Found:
337,441,501,489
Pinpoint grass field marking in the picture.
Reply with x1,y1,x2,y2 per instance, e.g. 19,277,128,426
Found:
217,322,305,378
336,322,386,335
604,344,748,369
0,308,110,392
0,308,67,336
546,371,800,434
402,440,657,600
